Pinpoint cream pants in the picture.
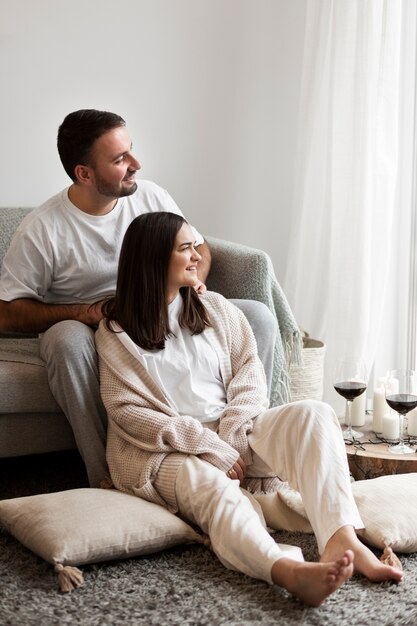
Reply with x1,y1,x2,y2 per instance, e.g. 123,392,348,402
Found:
174,400,364,584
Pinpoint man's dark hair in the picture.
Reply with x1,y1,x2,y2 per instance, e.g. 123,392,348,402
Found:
57,109,125,181
103,212,210,350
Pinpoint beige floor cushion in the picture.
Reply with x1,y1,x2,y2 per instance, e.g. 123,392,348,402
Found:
256,473,417,554
0,488,202,592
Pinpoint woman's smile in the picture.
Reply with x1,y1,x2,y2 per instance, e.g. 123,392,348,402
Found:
167,223,202,301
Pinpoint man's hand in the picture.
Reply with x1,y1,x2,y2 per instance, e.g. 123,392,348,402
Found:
226,456,247,485
82,300,107,326
194,281,207,296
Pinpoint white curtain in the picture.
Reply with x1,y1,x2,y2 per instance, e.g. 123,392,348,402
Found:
283,0,416,410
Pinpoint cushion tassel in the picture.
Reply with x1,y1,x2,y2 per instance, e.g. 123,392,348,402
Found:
99,477,115,490
379,544,403,571
54,562,84,592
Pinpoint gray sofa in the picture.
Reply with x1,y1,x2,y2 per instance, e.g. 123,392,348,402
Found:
0,208,75,457
0,207,299,459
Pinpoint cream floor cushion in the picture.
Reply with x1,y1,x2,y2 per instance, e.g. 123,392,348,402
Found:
1,473,416,593
256,472,417,553
0,488,202,592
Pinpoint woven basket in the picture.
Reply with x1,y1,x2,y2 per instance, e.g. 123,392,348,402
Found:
289,332,326,402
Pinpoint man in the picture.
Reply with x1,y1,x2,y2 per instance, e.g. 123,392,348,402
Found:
0,109,276,487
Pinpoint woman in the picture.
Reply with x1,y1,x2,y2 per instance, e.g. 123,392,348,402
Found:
95,212,403,606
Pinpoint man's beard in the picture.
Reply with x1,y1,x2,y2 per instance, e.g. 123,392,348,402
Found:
94,175,138,198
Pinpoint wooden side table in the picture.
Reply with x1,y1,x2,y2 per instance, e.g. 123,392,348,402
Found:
340,415,417,480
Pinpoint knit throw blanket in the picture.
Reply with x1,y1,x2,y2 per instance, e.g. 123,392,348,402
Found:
205,236,302,407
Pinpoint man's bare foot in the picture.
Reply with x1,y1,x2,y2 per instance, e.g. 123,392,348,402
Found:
271,550,354,607
321,526,403,583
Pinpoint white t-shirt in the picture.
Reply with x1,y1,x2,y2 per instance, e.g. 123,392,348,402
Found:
0,180,203,304
115,294,227,423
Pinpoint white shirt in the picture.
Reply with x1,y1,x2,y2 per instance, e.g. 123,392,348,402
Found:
116,295,227,423
0,180,203,304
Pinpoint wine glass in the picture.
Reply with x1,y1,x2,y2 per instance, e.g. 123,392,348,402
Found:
385,369,417,455
333,358,368,440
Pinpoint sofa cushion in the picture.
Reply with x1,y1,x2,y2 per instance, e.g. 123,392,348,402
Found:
0,338,60,413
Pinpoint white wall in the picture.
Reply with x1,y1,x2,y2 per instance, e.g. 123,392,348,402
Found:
0,0,306,281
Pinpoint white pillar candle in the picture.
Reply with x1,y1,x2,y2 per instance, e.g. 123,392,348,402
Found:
349,391,366,426
372,387,387,433
382,412,399,440
407,408,417,436
372,377,399,433
378,376,399,394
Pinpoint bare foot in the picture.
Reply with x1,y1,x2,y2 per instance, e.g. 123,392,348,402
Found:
271,550,354,607
321,526,403,583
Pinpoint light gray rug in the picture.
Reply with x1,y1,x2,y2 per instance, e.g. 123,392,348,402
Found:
1,451,417,626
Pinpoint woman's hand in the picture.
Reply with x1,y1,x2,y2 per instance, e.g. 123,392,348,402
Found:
226,456,247,485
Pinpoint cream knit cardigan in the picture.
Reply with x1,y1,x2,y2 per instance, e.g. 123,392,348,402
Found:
96,291,270,512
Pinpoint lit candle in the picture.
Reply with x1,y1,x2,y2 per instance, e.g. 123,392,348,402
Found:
350,391,366,426
382,412,399,440
407,408,417,436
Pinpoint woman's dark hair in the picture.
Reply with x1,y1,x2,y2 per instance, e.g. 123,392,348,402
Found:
57,109,125,181
103,212,210,350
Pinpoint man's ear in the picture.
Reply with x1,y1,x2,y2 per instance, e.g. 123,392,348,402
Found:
74,164,94,186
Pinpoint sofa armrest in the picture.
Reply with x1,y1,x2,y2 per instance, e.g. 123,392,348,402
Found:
0,208,37,338
0,207,33,270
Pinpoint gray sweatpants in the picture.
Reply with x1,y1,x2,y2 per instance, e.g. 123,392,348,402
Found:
39,299,277,487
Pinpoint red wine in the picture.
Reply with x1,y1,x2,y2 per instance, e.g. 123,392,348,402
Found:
334,381,367,402
385,394,417,415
